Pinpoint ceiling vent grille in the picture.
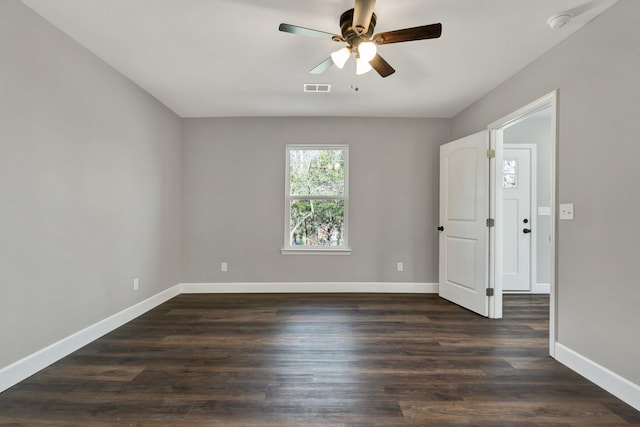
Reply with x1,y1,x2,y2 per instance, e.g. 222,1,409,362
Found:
304,84,331,93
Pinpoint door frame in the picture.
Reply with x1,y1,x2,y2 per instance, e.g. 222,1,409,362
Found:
503,143,537,293
488,90,558,357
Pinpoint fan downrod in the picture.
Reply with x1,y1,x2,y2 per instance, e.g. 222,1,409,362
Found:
339,9,377,48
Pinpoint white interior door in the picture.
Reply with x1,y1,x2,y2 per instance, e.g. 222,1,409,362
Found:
502,146,533,291
439,131,490,317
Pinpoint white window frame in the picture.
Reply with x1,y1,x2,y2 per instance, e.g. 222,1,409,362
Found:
282,144,351,255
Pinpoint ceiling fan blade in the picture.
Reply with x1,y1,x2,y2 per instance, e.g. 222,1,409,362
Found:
353,0,376,35
309,57,334,74
369,54,395,78
373,23,442,45
279,23,343,42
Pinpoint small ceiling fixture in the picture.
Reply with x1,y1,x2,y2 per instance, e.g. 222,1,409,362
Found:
547,12,572,29
548,1,612,31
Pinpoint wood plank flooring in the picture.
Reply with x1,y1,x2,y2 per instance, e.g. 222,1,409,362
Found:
1,294,639,426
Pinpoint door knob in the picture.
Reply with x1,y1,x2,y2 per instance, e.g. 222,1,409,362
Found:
437,226,444,232
523,228,531,234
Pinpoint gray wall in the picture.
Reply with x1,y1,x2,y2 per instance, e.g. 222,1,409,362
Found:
4,0,638,395
182,117,451,284
504,114,552,285
452,0,640,384
0,1,182,368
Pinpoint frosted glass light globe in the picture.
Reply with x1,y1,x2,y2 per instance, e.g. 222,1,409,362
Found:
358,41,377,62
356,56,373,75
331,47,351,69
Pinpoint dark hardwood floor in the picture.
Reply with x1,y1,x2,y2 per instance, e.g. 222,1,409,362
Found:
1,294,638,426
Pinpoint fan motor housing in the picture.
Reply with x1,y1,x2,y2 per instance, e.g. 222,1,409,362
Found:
339,9,377,48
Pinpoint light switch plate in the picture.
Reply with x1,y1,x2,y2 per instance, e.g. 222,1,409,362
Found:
538,206,551,216
560,203,574,220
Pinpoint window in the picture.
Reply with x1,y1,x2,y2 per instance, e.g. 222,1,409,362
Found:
503,158,518,189
283,145,350,254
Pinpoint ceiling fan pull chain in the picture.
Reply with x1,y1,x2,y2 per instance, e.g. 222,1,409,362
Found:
351,60,359,92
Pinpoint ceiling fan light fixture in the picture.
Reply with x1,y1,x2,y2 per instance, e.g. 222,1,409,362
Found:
358,41,377,62
279,3,443,78
356,56,373,75
331,47,351,69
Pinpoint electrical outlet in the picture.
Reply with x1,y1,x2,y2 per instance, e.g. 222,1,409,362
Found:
397,262,404,272
560,203,574,220
221,262,228,272
133,278,139,291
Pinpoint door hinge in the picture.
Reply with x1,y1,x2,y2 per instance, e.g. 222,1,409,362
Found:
486,218,495,227
486,288,494,297
487,148,495,159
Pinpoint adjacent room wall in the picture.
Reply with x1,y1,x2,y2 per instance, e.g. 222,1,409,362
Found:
452,0,640,385
182,117,451,285
503,114,552,287
0,1,182,368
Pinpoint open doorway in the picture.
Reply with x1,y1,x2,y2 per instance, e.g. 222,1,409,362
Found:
489,91,557,357
502,108,552,294
437,91,557,358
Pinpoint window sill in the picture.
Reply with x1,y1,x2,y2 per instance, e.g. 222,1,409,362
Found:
281,248,352,255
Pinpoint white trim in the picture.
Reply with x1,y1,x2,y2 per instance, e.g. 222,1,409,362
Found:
533,282,550,294
0,285,181,394
555,343,640,411
280,248,352,255
489,126,503,318
180,282,438,294
488,92,556,130
549,92,558,358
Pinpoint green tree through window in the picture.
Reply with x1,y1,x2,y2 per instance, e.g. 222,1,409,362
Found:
285,146,349,250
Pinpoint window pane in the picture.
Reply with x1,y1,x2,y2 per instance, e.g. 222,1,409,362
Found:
503,159,517,174
290,149,345,196
503,174,518,188
290,199,344,246
503,159,518,188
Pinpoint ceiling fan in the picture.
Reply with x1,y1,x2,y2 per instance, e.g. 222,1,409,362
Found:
278,0,442,78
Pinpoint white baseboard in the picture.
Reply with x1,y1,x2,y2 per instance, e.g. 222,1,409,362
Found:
180,282,439,294
555,343,640,411
0,285,181,394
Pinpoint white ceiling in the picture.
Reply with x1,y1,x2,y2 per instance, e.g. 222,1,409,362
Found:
20,0,617,118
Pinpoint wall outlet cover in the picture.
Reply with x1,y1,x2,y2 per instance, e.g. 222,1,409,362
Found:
560,203,574,220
